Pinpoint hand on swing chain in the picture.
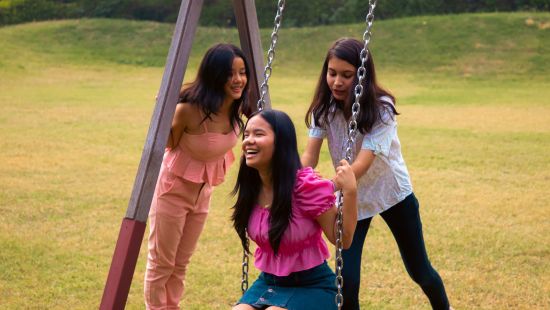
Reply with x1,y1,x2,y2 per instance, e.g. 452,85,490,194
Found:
333,159,356,192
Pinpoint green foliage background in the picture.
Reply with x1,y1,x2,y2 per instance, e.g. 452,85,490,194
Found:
1,0,549,26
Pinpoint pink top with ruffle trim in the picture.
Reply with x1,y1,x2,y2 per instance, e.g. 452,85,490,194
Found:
163,122,238,186
248,167,336,276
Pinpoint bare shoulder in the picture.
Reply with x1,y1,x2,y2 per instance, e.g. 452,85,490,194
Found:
175,101,197,116
174,102,200,123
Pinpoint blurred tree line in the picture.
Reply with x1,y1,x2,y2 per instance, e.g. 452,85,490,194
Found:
1,0,548,26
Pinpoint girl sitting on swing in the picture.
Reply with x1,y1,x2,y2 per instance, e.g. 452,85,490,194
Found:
232,109,358,310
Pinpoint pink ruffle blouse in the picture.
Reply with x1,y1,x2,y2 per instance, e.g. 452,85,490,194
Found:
163,126,237,186
248,167,336,276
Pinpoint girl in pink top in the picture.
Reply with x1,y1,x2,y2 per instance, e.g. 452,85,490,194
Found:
232,109,357,310
144,44,250,310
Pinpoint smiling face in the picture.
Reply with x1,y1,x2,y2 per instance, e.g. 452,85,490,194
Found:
224,56,248,102
242,114,275,173
326,56,356,102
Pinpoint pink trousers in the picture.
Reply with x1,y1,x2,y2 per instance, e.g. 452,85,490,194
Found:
144,165,212,310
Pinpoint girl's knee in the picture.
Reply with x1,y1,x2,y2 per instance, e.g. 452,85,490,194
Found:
409,267,441,288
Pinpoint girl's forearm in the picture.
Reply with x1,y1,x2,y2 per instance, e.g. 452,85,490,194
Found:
342,191,358,248
301,153,318,168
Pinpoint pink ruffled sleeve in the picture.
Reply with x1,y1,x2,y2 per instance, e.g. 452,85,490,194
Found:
293,167,336,218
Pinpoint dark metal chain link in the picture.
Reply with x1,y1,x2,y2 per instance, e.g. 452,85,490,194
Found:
335,1,377,308
257,0,285,111
241,233,249,294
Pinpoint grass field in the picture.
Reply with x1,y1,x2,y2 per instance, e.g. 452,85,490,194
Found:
0,12,549,309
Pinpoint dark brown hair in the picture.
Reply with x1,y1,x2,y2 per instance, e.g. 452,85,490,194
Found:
231,110,302,255
306,38,397,134
179,43,250,132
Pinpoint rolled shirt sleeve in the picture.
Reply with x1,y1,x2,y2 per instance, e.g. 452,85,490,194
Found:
361,106,396,158
308,115,327,139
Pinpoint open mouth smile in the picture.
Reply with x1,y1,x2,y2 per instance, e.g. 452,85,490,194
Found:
244,148,259,159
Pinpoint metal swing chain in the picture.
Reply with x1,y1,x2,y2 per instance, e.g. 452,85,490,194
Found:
241,0,286,296
257,0,286,111
334,1,377,309
240,232,250,294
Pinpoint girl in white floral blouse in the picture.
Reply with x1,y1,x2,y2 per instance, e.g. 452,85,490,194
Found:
301,38,452,310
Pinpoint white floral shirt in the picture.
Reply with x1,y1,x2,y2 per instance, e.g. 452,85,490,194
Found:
308,96,413,219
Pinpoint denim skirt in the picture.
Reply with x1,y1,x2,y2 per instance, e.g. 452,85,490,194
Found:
237,261,337,310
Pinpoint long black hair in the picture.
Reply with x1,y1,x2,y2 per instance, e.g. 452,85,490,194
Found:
179,43,250,132
231,110,302,255
306,37,397,133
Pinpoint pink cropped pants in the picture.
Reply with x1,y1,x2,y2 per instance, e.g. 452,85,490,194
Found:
144,165,212,310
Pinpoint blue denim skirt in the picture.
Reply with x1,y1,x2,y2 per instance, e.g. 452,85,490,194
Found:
237,261,337,310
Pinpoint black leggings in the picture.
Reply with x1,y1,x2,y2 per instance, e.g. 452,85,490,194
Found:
341,193,449,310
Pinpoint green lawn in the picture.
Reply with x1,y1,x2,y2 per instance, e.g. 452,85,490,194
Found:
0,12,549,309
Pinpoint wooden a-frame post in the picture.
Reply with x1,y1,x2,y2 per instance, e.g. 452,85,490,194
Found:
99,1,269,308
